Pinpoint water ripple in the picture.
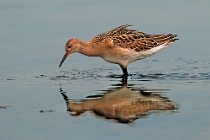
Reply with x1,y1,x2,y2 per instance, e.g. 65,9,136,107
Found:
48,69,210,81
131,72,210,81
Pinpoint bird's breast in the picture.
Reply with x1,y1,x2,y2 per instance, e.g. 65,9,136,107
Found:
100,47,139,67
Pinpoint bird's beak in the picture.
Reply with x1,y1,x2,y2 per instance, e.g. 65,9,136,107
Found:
59,52,69,67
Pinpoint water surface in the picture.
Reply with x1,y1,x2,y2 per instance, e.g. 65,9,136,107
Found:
1,0,210,140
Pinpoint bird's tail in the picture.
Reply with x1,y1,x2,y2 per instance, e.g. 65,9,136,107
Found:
150,34,178,45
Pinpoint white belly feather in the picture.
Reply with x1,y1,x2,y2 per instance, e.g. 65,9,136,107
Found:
101,43,169,67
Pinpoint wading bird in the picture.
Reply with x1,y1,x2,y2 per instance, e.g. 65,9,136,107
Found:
59,24,178,83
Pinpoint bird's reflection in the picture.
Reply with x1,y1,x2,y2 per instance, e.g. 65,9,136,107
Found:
60,83,176,123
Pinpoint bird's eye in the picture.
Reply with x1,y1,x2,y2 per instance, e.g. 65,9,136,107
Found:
68,46,72,49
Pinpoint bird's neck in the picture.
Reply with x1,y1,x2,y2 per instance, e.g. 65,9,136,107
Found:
78,42,99,57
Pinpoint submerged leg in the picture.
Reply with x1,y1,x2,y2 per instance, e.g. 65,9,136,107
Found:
120,66,128,84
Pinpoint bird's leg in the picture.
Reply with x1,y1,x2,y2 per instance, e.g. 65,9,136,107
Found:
120,66,128,84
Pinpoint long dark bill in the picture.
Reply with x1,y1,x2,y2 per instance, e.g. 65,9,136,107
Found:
59,52,69,67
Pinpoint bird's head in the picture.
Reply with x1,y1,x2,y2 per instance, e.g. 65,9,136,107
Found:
59,38,80,67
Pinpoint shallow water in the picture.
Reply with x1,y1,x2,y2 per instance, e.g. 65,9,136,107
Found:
1,0,210,140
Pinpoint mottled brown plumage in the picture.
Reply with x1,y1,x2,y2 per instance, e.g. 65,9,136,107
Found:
89,24,177,52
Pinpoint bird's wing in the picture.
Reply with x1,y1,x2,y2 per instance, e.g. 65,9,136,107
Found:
112,35,158,52
112,33,178,52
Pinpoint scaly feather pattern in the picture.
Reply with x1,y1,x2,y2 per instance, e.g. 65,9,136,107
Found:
89,24,177,52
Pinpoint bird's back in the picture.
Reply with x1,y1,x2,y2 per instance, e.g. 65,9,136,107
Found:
89,24,177,52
